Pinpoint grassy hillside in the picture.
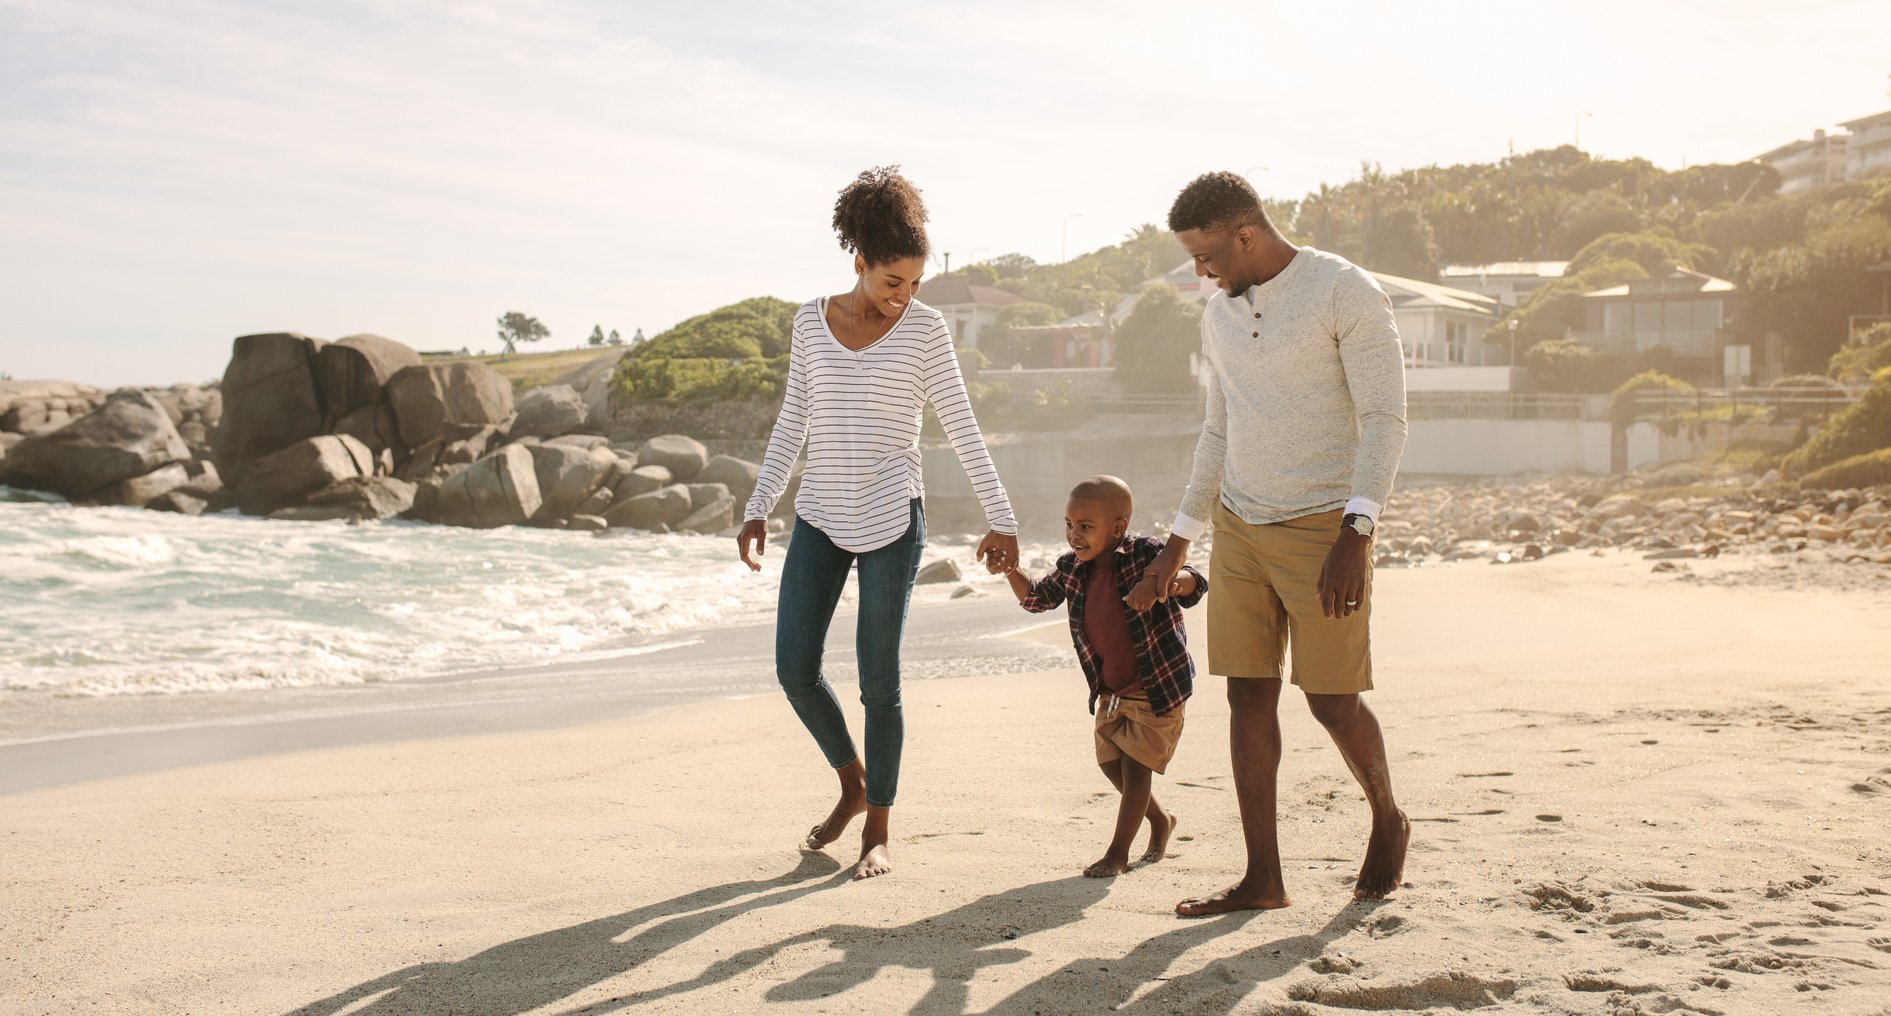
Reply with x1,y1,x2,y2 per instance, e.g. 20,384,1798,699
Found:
423,347,612,392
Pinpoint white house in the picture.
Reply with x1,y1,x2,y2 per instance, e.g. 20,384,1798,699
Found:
1439,261,1569,308
1756,130,1850,194
916,276,1029,352
1839,109,1891,184
1369,272,1507,368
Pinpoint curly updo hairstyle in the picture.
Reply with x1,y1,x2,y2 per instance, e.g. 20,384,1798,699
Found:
832,166,930,267
1167,171,1267,234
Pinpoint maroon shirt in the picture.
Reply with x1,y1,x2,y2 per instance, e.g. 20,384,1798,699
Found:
1082,556,1141,695
1017,535,1207,716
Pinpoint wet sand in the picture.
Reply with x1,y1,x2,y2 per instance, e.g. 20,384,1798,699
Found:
4,553,1889,1014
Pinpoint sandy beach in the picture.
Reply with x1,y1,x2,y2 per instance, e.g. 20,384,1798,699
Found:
5,551,1890,1015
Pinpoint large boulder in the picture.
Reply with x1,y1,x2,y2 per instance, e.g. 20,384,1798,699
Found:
98,462,190,508
612,464,672,502
0,390,191,499
678,486,735,534
697,455,761,505
0,380,106,437
234,434,374,515
636,435,708,482
603,483,691,531
386,361,515,454
526,443,617,524
271,476,416,523
213,332,327,485
511,384,588,441
552,348,628,431
428,444,542,528
317,335,421,422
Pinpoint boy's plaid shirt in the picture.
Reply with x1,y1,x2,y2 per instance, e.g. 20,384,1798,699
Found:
1016,534,1207,717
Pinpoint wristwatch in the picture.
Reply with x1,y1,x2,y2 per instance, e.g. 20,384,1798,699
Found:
1342,513,1375,538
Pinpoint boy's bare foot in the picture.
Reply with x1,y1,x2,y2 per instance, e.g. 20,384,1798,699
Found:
1139,810,1177,864
1353,810,1409,900
853,843,891,880
1176,880,1291,917
1083,852,1131,878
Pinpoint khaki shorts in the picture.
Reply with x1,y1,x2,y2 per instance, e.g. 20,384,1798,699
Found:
1206,503,1374,694
1094,695,1185,774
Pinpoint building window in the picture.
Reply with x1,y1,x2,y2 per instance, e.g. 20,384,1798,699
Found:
1447,322,1466,364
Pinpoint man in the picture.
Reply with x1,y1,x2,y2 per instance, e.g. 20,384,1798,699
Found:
1127,171,1409,916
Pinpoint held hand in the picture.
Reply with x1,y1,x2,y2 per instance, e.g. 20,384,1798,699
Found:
1167,571,1196,600
737,519,768,572
1125,541,1189,611
976,531,1019,575
1316,530,1371,618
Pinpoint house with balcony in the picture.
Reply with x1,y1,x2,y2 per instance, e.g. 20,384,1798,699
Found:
1757,130,1849,194
1839,109,1891,184
1578,268,1782,386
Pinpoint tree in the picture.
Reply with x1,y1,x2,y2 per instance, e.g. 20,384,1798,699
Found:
588,324,605,347
980,302,1061,367
1111,283,1203,395
607,329,623,346
1524,338,1622,393
496,311,549,356
959,263,999,286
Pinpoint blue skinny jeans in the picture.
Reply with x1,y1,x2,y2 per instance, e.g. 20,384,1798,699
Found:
775,500,924,809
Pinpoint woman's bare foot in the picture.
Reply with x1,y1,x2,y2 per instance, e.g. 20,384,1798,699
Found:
1084,852,1131,878
851,804,892,880
1353,810,1409,900
1175,880,1291,918
1139,810,1178,864
802,761,868,851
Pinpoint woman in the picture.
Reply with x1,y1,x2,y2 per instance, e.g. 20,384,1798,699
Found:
737,166,1019,880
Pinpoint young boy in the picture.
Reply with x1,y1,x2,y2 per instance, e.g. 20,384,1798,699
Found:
1004,475,1208,877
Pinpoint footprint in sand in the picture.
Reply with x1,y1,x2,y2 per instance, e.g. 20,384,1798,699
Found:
1456,771,1513,778
1287,972,1516,1010
1536,814,1563,823
1866,937,1891,953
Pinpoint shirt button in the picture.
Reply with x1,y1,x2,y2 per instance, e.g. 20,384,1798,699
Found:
1252,331,1259,337
1253,311,1261,318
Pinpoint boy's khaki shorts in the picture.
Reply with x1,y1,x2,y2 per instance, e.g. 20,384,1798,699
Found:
1094,695,1185,774
1206,502,1374,694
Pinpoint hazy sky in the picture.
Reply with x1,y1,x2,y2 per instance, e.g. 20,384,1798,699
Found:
3,0,1888,387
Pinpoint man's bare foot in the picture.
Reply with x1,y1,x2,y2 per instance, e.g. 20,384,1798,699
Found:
852,843,891,880
1139,810,1177,864
802,787,867,851
1176,881,1291,918
1353,810,1409,900
1083,852,1131,878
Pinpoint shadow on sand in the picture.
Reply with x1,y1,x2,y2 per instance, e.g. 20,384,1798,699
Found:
289,859,1382,1016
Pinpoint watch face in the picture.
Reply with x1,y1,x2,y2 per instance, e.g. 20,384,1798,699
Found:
1349,515,1374,537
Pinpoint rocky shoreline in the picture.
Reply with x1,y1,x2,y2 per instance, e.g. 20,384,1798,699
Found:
0,334,771,537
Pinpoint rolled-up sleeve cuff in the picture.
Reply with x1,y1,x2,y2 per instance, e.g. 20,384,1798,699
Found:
1170,512,1208,542
1343,497,1383,522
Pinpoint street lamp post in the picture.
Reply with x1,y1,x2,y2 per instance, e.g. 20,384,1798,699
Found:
1508,318,1520,367
1062,213,1085,262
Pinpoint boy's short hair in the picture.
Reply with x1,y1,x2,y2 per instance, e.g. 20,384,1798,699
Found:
1068,475,1133,520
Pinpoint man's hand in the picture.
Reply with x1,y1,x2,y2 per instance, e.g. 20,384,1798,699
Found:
1125,537,1191,611
1316,528,1371,618
737,519,768,572
976,531,1019,574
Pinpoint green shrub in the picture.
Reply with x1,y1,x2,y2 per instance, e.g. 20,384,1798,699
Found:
1797,366,1891,472
1828,322,1891,384
1609,370,1695,421
614,356,785,404
1799,447,1891,490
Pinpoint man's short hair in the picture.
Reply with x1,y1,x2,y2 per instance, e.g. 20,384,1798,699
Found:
1069,474,1133,519
1168,171,1266,234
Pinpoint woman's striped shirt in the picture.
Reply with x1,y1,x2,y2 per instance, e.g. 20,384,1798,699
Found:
744,297,1017,553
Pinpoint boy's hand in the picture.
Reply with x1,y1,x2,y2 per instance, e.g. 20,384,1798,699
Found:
1125,537,1190,611
737,519,768,572
976,531,1018,574
1167,571,1197,599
